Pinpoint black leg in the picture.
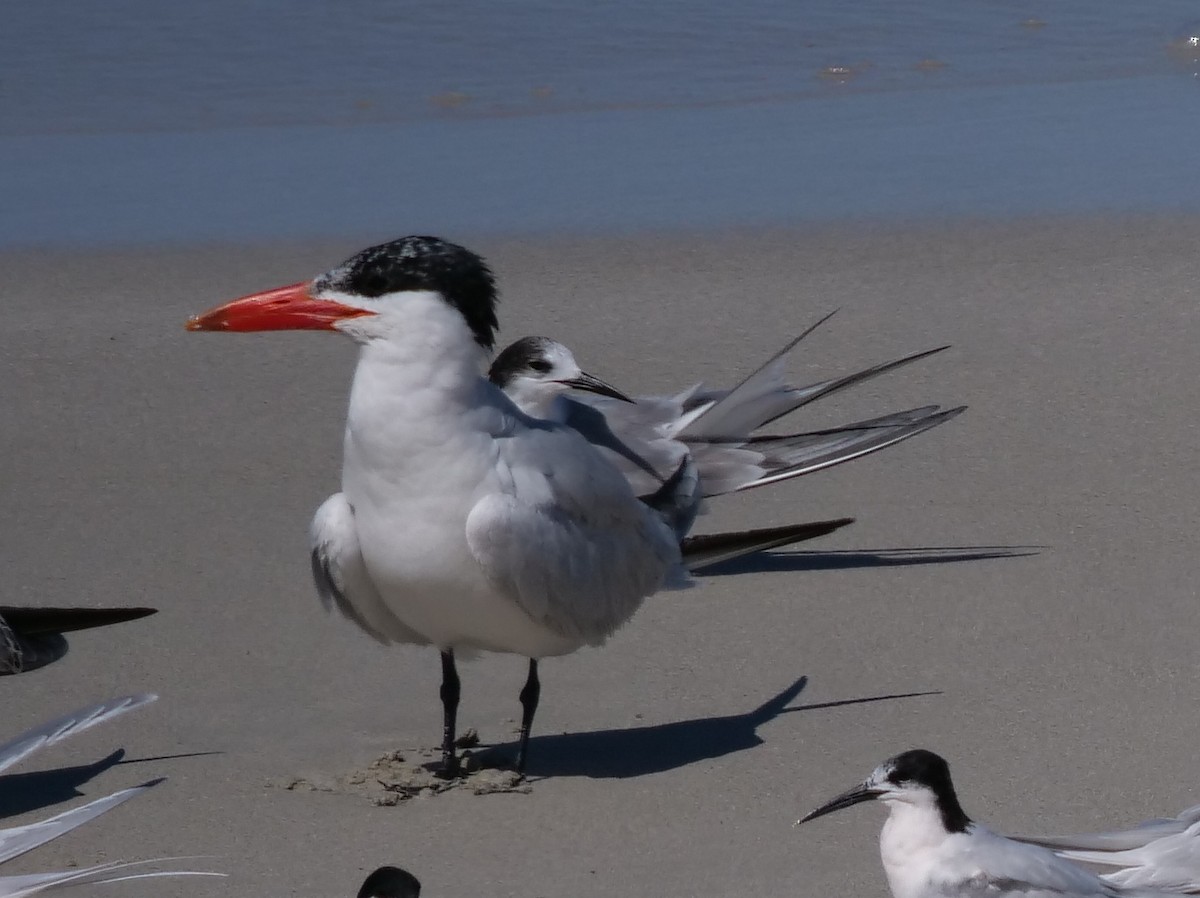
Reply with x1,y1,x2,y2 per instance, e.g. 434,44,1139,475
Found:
439,650,461,776
516,658,540,774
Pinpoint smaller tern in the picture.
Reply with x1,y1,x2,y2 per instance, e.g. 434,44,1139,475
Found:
491,336,861,560
0,694,223,897
359,866,422,898
1019,801,1200,893
796,749,1179,898
1,607,156,676
488,323,965,501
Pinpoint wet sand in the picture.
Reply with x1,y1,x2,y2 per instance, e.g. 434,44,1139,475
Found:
3,214,1200,896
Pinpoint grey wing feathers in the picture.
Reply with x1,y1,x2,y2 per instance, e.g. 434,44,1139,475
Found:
310,547,391,644
2,860,223,898
559,399,664,483
738,405,967,490
0,694,156,776
309,493,429,646
677,324,950,442
1021,805,1200,853
676,310,838,440
753,344,952,430
638,456,701,540
1015,804,1200,893
466,427,687,645
0,782,162,866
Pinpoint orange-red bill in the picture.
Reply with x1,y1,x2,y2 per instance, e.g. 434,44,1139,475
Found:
185,281,375,332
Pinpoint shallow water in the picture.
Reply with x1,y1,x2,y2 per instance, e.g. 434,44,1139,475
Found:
2,2,1198,245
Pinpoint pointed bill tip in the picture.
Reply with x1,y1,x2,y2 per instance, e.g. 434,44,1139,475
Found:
184,281,373,332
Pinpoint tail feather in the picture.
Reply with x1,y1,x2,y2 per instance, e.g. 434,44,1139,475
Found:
681,518,855,570
0,695,156,776
738,405,966,491
1,859,225,898
759,344,953,430
678,311,839,439
0,782,163,865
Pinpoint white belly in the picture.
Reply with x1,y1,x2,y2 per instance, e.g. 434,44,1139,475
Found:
347,461,580,659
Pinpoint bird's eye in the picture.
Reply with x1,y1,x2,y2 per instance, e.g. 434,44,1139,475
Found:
529,359,552,373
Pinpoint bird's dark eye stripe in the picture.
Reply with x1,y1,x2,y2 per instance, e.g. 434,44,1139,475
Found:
528,359,552,373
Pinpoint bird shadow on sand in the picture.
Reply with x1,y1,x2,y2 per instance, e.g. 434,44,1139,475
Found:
0,749,125,819
0,749,222,819
478,676,939,780
695,544,1043,577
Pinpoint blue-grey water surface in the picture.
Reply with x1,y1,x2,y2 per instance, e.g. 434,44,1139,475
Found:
2,2,1198,246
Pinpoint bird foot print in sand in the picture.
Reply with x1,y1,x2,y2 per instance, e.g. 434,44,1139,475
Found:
270,731,531,806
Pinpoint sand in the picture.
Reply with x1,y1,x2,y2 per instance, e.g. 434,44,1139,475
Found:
3,214,1200,897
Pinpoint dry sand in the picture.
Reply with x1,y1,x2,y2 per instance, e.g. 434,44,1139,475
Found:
2,214,1199,896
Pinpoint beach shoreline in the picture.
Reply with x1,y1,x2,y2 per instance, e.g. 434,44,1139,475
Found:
4,215,1200,897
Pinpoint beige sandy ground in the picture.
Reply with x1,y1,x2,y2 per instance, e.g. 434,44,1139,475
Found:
2,215,1199,897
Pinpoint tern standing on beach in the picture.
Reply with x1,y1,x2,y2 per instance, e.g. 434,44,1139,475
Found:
186,236,690,775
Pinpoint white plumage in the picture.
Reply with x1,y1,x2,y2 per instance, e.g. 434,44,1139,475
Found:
187,237,694,772
797,750,1181,898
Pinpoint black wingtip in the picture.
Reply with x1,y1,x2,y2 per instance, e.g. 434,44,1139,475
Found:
682,517,855,569
0,606,158,636
359,866,422,898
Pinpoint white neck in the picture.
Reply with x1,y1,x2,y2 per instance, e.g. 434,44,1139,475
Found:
879,799,956,898
338,292,497,488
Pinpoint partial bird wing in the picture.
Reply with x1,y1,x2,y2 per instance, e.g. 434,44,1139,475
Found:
751,344,952,430
0,782,161,865
0,608,157,676
556,398,665,483
1,859,224,898
0,694,156,777
736,405,967,490
681,518,855,570
675,311,839,440
933,828,1133,898
310,493,430,647
638,457,701,541
1017,806,1200,894
0,608,156,636
1021,804,1200,853
466,425,688,646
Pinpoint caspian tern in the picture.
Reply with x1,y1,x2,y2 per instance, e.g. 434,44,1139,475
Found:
359,866,422,898
187,236,704,774
796,749,1178,898
1018,801,1200,893
0,694,222,897
488,327,964,499
1,607,156,676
